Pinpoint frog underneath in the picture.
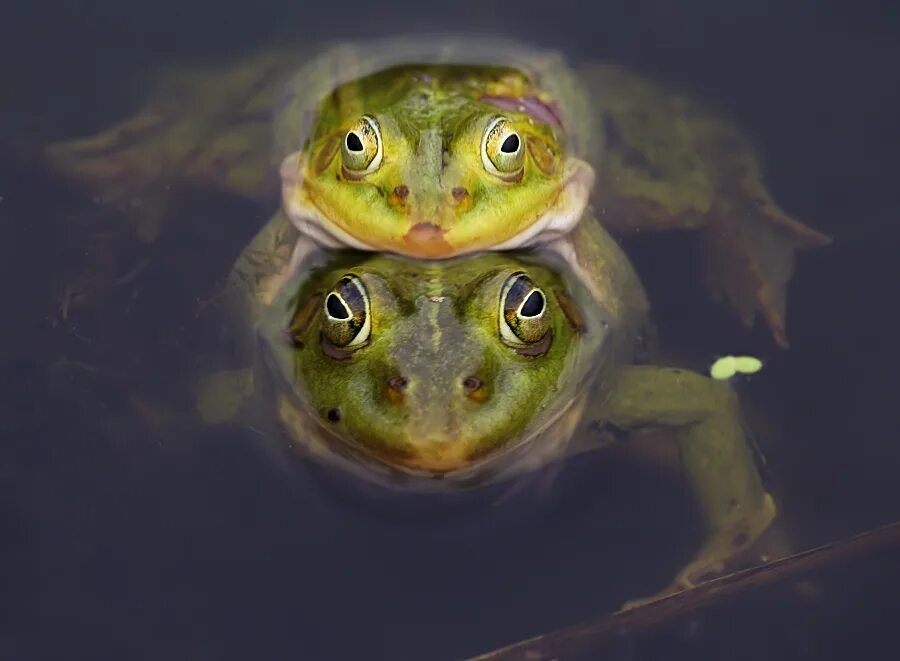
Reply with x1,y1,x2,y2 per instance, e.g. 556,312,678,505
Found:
203,213,775,596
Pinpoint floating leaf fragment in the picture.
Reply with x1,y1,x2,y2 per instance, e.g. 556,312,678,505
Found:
710,355,763,380
710,356,737,380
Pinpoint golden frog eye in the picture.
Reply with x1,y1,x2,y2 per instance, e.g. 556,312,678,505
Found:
341,115,383,176
322,275,371,349
481,116,525,178
499,273,550,348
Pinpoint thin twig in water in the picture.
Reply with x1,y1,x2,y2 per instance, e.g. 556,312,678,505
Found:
114,257,151,286
469,520,900,660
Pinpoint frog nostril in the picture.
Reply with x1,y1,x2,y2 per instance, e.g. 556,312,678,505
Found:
387,376,408,391
462,376,482,394
451,186,469,202
385,375,408,405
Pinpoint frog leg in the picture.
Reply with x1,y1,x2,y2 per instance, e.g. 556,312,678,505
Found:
43,49,299,241
196,368,255,424
697,178,831,349
594,365,777,592
576,64,831,347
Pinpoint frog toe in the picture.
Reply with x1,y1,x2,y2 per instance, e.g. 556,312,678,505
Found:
701,202,831,348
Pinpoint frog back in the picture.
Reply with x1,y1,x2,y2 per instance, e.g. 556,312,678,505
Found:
272,35,591,163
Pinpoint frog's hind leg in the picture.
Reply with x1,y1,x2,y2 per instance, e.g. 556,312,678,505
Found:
43,49,299,243
575,63,831,347
699,173,831,349
596,365,777,599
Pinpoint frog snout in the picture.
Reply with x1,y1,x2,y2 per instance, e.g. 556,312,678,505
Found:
377,370,493,471
383,373,489,406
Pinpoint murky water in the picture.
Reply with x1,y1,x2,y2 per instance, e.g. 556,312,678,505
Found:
2,1,900,659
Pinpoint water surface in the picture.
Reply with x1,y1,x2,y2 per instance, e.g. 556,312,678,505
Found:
2,1,900,659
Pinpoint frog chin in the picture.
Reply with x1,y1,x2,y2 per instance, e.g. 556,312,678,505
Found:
276,389,587,492
337,392,589,489
373,438,478,475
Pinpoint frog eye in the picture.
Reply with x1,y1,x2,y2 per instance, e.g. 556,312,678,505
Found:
322,275,371,349
481,117,525,179
341,116,383,177
499,273,550,349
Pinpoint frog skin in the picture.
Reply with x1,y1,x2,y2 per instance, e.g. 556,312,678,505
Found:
198,211,775,595
46,37,830,346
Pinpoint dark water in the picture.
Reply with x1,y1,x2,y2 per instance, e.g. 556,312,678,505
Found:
2,1,900,659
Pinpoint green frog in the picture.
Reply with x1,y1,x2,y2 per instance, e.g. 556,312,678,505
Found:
199,210,775,597
47,37,830,346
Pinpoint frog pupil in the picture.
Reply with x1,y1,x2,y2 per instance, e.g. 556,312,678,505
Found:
520,290,544,317
326,293,350,319
346,132,364,152
500,134,520,153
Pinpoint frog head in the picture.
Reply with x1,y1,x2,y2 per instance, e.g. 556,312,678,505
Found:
259,251,610,481
281,65,594,258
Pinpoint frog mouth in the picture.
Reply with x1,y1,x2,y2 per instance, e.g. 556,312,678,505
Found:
283,156,595,258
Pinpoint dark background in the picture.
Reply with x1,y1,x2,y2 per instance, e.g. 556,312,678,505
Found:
2,1,900,659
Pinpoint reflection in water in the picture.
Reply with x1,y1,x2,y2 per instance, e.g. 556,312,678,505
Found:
2,3,900,659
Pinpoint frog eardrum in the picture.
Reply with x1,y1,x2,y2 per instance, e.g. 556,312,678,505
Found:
321,275,371,349
481,116,525,179
499,272,550,349
340,115,383,177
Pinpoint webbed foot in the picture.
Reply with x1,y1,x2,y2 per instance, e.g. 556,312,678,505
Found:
620,492,779,611
678,163,831,347
620,491,780,612
680,490,777,582
578,64,831,346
